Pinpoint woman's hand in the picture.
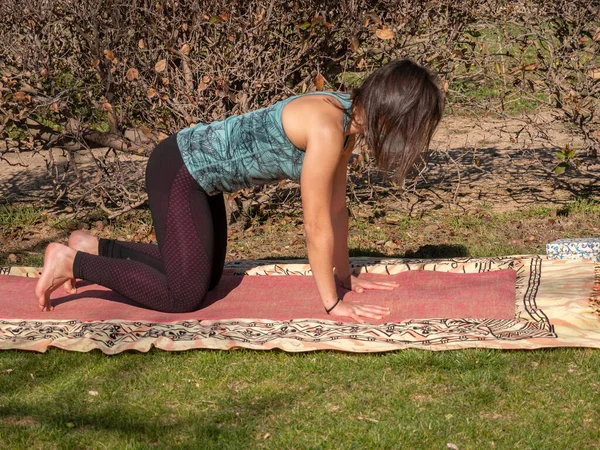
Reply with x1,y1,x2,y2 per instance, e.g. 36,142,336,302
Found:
328,300,390,323
338,274,399,294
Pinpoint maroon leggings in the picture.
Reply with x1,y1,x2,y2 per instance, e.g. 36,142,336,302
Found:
72,133,227,312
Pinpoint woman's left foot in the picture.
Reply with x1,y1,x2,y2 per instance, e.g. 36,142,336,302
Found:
35,243,77,312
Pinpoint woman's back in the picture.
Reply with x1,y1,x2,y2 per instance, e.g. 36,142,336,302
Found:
177,91,352,194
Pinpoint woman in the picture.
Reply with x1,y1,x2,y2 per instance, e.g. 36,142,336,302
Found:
35,59,444,322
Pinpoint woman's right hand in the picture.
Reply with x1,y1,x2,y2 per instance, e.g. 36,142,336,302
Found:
328,300,390,323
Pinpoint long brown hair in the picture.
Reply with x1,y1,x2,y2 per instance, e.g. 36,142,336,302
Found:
351,59,444,185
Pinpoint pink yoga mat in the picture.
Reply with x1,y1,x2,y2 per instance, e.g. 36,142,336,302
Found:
0,269,516,323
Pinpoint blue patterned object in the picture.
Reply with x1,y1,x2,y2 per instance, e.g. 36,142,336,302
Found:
177,91,352,195
546,238,600,262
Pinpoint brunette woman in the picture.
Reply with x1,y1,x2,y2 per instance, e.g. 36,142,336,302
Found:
35,59,444,322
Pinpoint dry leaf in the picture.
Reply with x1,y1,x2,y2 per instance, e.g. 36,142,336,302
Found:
40,68,48,78
587,68,600,79
523,63,537,71
161,77,169,85
139,125,153,138
357,415,379,423
138,39,145,49
147,87,158,98
92,58,100,68
263,433,271,439
202,75,211,83
13,91,29,102
126,68,139,81
441,78,449,93
50,102,59,112
219,13,230,21
101,101,113,112
376,27,394,40
154,59,167,73
593,28,600,41
182,23,189,31
197,81,207,91
350,36,359,52
88,390,98,396
103,49,115,61
180,43,191,55
315,73,325,90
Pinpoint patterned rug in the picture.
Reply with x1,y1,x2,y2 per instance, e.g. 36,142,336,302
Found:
0,256,598,354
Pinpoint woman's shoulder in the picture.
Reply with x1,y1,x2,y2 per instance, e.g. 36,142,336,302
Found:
291,91,351,105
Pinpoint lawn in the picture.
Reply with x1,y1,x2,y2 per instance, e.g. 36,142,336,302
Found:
1,198,600,449
1,346,600,449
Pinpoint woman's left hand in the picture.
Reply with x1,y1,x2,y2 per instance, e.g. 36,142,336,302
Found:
338,274,399,294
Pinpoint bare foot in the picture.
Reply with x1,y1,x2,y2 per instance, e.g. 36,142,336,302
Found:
35,243,77,312
68,230,99,254
62,231,99,293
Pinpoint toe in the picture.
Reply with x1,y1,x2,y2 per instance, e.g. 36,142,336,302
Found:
63,278,77,294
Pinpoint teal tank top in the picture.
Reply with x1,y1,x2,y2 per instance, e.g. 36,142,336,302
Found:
176,91,352,195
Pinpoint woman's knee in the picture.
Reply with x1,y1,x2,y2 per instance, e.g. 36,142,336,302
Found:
164,290,208,313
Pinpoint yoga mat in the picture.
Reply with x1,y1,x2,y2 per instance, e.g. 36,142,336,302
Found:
0,270,516,322
1,256,599,354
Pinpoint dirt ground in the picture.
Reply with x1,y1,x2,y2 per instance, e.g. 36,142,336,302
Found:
1,114,599,262
2,115,598,209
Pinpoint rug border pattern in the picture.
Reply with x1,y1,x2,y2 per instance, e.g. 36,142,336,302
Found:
0,256,558,352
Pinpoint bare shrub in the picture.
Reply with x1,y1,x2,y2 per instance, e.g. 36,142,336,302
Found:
0,0,596,218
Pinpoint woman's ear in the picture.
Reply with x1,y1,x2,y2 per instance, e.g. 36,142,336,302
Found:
350,104,365,134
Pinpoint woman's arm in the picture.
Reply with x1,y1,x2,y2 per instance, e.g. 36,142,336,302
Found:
330,141,399,294
301,126,390,322
330,142,352,283
301,126,341,312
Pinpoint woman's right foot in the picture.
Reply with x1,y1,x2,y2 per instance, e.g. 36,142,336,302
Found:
35,243,77,311
62,231,100,294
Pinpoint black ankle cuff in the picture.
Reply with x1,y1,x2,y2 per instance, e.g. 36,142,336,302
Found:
98,238,113,257
72,251,85,279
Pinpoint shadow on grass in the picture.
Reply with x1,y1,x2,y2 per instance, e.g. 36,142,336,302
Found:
350,244,469,259
0,352,295,447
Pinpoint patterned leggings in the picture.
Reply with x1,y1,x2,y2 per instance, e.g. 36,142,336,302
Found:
72,134,227,313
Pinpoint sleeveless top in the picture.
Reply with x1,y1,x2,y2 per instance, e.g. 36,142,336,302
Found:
176,91,353,195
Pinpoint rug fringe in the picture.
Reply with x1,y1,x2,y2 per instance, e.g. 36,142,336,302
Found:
592,264,600,311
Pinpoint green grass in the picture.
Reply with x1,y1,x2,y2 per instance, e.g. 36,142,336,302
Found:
0,205,44,234
1,199,599,448
1,348,599,449
48,216,80,233
560,197,600,215
110,210,153,238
